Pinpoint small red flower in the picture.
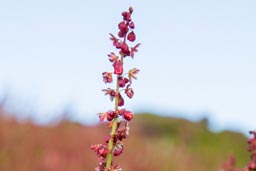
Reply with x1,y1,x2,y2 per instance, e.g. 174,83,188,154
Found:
122,11,131,22
102,72,113,83
118,21,128,38
117,93,124,107
98,146,108,157
109,33,118,46
125,85,134,99
113,60,123,75
118,21,128,35
115,42,122,49
120,42,130,56
128,21,135,29
91,144,108,158
109,33,122,49
127,31,136,42
107,110,116,121
130,43,141,58
102,88,116,101
113,142,123,156
128,68,140,82
118,77,129,88
91,144,99,151
108,52,118,63
122,110,134,121
116,122,130,141
98,112,107,122
118,31,126,38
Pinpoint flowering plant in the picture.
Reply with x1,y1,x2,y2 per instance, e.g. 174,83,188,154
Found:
91,7,140,171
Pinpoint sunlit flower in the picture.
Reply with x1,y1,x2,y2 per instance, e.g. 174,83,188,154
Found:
128,68,140,82
102,72,113,83
108,52,118,63
113,60,123,75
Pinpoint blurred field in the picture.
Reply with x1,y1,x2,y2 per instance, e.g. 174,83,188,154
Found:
0,110,249,171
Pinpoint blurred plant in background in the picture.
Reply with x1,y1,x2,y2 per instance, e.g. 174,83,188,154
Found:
220,131,256,171
0,105,251,171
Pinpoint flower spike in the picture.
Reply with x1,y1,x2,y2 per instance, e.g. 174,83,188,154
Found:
92,7,140,171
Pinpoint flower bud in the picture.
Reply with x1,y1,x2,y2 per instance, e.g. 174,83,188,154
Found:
122,110,134,121
129,21,135,29
120,42,130,56
107,110,115,121
102,72,113,83
118,21,128,33
118,77,129,87
113,60,123,75
129,7,133,14
115,42,122,49
118,31,126,38
122,12,131,22
125,86,134,99
127,31,136,42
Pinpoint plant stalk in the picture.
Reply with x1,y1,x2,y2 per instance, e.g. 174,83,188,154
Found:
105,56,124,171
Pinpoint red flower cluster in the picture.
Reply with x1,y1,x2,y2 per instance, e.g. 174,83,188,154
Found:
109,7,140,58
92,7,140,171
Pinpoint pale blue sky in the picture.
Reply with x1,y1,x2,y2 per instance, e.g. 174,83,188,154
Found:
0,0,255,134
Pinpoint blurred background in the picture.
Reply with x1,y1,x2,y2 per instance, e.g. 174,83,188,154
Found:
0,0,255,170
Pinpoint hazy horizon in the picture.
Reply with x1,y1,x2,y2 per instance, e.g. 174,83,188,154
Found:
0,0,255,135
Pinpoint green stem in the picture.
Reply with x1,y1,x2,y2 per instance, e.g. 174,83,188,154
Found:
105,56,124,171
105,117,118,170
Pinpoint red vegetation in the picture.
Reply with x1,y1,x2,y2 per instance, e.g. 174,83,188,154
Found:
0,111,249,171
